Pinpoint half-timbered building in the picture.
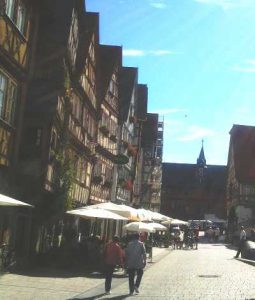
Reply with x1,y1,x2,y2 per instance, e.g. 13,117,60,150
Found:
116,67,138,204
90,45,122,204
0,0,38,256
18,0,99,253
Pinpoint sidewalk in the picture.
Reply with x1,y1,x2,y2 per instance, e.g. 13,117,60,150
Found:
0,247,171,300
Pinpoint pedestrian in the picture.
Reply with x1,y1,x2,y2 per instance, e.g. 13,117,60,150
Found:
193,227,199,249
179,230,184,249
214,227,220,242
103,236,124,295
235,226,246,258
125,233,147,295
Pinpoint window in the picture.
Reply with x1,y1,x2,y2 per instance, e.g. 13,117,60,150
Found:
5,0,27,35
6,0,15,20
0,70,17,126
80,35,96,108
16,2,26,32
68,9,79,68
0,75,7,118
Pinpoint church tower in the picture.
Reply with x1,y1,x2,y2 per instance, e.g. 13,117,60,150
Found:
197,140,206,183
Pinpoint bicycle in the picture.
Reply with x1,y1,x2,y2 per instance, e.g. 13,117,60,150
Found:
0,244,16,272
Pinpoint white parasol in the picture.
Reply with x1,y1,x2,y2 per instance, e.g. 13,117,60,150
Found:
88,202,140,221
67,207,128,220
150,211,172,222
136,208,153,221
123,221,155,233
162,218,188,226
147,222,167,231
0,193,33,207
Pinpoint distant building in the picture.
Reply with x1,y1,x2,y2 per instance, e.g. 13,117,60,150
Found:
161,144,227,221
226,124,255,233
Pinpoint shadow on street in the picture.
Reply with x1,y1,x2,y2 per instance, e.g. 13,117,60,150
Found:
71,293,130,300
11,267,105,279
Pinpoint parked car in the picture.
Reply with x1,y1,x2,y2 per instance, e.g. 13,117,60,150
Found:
241,241,255,260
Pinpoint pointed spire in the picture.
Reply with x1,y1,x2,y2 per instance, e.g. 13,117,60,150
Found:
197,139,206,166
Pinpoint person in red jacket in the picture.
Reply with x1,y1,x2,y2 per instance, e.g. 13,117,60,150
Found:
104,236,124,295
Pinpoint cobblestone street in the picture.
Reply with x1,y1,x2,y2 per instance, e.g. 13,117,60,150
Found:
0,244,254,300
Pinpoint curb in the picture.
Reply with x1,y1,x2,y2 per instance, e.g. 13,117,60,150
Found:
236,257,255,267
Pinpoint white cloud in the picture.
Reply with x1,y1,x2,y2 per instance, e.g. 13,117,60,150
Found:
149,0,167,9
122,49,145,57
177,125,215,142
150,2,167,9
194,0,255,9
149,50,173,56
232,60,255,73
123,48,174,57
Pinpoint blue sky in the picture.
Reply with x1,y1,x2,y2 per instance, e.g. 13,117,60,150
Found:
86,0,255,165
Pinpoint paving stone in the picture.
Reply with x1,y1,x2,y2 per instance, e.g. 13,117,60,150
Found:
0,245,254,299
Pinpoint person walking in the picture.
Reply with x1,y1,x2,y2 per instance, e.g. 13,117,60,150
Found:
193,227,199,249
235,226,246,258
103,236,124,295
125,233,147,295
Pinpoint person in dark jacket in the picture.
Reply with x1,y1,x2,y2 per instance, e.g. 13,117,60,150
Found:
104,236,124,295
125,233,147,295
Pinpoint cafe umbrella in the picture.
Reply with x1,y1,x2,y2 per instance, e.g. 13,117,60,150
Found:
0,193,33,207
86,202,140,220
67,207,128,220
147,222,167,231
67,207,128,238
123,221,155,233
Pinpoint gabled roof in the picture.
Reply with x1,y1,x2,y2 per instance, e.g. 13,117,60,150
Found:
35,0,86,78
229,124,255,184
76,12,99,77
162,163,227,190
119,67,138,122
37,0,85,49
141,113,158,147
99,45,122,103
137,84,148,119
